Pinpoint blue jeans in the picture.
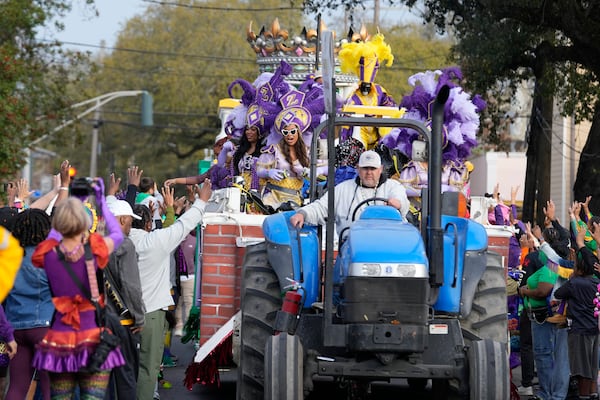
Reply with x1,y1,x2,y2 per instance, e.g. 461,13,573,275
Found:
531,321,570,400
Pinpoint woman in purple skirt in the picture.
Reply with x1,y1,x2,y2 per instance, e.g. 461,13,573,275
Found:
31,180,125,399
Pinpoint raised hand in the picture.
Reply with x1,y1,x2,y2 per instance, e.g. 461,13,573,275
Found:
59,160,71,188
196,179,212,202
569,201,580,220
16,179,34,201
164,178,177,187
493,182,500,201
583,195,592,214
161,185,174,209
127,166,143,187
174,195,187,215
108,173,121,196
6,182,17,205
510,185,520,204
147,198,156,217
544,199,556,222
525,221,532,235
186,185,195,204
532,224,542,241
52,174,61,192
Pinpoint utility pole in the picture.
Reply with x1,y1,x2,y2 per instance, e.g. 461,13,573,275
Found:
90,105,101,178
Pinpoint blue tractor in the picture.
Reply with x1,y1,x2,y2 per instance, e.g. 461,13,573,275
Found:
236,86,509,399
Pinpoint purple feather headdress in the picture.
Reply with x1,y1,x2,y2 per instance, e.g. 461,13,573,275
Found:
382,67,485,163
226,62,295,140
263,64,327,149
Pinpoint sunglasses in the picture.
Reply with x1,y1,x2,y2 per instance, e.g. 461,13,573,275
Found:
281,128,299,136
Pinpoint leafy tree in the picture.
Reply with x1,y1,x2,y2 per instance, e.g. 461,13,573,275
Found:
409,0,600,221
0,0,93,181
307,0,600,220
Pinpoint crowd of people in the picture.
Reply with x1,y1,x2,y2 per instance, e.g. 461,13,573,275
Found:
491,185,600,400
2,155,600,400
0,161,212,400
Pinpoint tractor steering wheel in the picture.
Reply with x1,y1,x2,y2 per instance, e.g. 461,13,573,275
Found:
338,197,390,247
351,196,391,221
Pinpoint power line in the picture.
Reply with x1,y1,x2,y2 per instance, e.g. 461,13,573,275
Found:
141,0,299,12
98,64,254,79
46,39,256,64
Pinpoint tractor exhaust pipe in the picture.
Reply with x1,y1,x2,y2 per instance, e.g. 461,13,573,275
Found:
428,85,449,287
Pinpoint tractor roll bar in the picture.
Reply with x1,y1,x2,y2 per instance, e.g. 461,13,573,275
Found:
317,85,449,345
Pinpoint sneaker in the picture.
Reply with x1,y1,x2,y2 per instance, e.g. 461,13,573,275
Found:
162,355,177,368
173,328,183,337
517,385,534,396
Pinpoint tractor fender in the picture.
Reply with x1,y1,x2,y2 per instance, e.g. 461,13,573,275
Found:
459,250,488,317
262,212,320,306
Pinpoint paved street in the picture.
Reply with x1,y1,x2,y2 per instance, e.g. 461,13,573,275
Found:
156,337,235,399
157,336,523,399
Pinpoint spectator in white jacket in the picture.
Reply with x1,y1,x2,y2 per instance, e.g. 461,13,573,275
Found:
129,180,211,400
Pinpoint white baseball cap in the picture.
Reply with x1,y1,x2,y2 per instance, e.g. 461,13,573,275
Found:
108,200,141,220
358,150,382,168
214,131,227,143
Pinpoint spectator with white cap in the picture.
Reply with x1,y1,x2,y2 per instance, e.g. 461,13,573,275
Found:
129,179,212,400
105,199,145,399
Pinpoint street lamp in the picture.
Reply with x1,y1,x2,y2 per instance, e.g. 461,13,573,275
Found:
25,90,153,181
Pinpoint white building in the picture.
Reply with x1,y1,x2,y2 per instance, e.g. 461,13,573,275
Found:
469,105,590,223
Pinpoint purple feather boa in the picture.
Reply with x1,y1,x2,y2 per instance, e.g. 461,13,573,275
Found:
388,67,485,163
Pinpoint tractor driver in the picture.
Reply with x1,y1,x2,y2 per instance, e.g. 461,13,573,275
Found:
289,150,410,237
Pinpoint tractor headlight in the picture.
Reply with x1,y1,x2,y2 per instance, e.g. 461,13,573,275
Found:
348,263,428,277
397,264,416,277
360,264,381,276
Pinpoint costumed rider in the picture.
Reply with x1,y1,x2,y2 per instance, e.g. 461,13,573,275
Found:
257,89,327,211
222,67,291,195
382,67,486,198
338,32,397,152
256,61,328,212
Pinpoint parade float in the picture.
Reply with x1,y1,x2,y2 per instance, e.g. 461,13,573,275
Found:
183,19,513,394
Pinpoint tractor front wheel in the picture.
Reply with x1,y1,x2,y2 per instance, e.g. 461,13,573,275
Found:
468,339,509,399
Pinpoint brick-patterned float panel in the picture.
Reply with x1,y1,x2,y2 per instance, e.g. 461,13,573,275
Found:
199,215,265,345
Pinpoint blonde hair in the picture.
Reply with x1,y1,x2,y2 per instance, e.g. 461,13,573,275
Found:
52,197,91,239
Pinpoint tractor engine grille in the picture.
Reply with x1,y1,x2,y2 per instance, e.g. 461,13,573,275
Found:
340,277,429,324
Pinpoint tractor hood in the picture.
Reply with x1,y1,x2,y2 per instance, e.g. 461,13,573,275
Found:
345,216,428,266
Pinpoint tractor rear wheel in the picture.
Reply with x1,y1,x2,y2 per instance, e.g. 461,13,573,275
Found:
468,339,509,399
236,242,282,400
460,252,507,343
